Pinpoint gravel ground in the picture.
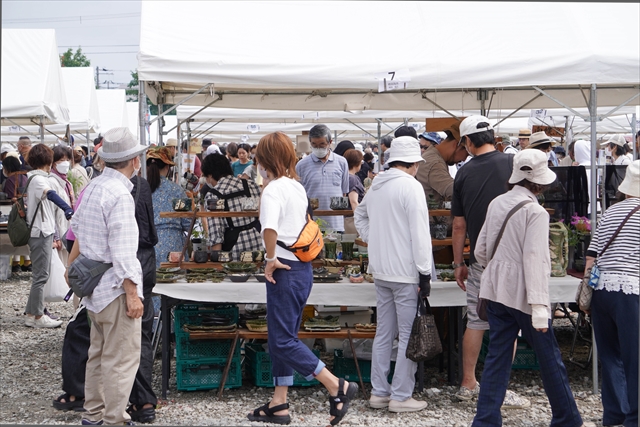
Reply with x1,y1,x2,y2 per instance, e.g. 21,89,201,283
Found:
1,271,604,426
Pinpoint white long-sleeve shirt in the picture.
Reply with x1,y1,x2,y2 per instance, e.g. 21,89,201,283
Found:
354,168,433,284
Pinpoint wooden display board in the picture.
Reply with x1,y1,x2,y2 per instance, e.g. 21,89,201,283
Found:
532,125,564,140
425,117,465,133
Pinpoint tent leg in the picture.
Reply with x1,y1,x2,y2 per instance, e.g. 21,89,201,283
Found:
632,113,637,160
588,83,599,396
139,83,148,179
158,103,164,146
39,116,44,142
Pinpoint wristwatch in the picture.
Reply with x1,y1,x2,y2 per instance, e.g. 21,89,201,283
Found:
264,255,277,263
451,262,466,269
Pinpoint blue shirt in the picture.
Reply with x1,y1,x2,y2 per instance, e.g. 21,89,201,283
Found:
295,151,349,231
231,160,253,177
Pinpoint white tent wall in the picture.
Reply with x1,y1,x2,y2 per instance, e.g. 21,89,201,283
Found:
1,29,70,127
61,67,101,134
95,90,129,134
126,102,139,139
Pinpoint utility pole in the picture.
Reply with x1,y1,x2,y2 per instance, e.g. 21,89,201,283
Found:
95,67,113,89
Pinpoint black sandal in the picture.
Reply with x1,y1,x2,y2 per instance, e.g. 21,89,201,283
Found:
329,378,358,426
247,402,291,425
52,393,85,412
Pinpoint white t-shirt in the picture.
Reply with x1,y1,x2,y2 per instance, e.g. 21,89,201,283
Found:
259,177,309,261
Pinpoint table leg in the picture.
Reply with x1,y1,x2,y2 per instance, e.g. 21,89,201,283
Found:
417,361,424,392
161,295,171,399
447,306,455,385
457,307,464,385
217,330,239,399
347,330,369,400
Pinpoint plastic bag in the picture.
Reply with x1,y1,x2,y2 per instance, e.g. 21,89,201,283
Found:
44,252,69,302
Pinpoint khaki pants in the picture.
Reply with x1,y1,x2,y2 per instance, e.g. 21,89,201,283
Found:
84,294,141,425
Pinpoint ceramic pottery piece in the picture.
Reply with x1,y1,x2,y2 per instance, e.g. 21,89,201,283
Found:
172,198,192,212
168,252,183,263
193,250,209,263
218,251,231,262
434,224,447,240
330,196,350,210
309,198,320,210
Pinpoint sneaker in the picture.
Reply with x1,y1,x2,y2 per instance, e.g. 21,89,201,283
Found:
12,265,21,273
81,420,103,425
501,390,531,409
21,264,32,272
455,382,480,401
24,315,35,327
34,315,62,328
44,307,59,320
127,404,155,423
369,395,391,409
388,397,428,413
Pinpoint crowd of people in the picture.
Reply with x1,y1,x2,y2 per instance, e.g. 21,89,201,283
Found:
0,122,638,427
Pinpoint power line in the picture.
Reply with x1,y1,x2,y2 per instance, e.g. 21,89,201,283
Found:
2,12,140,24
82,51,139,54
58,44,139,48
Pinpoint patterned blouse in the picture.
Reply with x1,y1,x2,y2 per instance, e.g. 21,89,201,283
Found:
152,177,191,267
204,176,262,261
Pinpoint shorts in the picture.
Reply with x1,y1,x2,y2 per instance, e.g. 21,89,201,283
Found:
466,263,489,331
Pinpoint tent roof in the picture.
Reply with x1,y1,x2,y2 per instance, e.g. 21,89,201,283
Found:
1,29,70,126
139,1,640,111
61,67,101,133
95,90,129,133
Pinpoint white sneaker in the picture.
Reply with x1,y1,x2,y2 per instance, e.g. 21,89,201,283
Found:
33,315,62,328
369,395,391,409
24,315,35,327
455,381,480,401
501,390,530,409
388,398,427,413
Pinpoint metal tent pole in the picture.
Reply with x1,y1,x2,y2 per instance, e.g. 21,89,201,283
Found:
157,103,164,147
588,84,599,395
632,113,637,160
139,82,148,179
39,116,45,142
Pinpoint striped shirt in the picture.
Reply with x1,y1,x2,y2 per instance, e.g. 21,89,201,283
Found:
295,151,349,231
587,197,640,280
70,167,143,313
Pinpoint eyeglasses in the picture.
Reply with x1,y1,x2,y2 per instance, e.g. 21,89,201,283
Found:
420,145,429,150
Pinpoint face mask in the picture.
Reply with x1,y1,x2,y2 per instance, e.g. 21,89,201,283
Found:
312,147,329,159
258,165,268,179
80,156,86,168
605,148,612,157
250,154,255,160
56,161,70,175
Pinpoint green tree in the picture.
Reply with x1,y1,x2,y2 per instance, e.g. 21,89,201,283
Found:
127,69,175,115
60,47,91,67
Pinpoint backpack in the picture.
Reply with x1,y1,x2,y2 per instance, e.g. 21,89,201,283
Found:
277,212,324,263
7,175,43,247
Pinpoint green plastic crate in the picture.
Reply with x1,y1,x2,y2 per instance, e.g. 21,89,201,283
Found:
244,343,320,387
333,349,395,383
478,331,539,370
176,357,242,391
176,334,241,361
173,304,239,335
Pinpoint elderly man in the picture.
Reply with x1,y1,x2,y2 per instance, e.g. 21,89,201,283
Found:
517,128,532,150
295,124,349,232
69,127,147,425
17,136,32,171
451,116,529,409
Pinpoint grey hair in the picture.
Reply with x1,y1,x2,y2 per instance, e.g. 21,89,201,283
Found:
17,137,32,147
308,124,332,143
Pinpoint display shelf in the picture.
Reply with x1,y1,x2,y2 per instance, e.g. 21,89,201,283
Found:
159,259,362,269
160,211,258,218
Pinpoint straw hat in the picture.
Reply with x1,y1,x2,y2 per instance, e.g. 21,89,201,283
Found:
386,136,425,164
508,149,556,185
98,127,149,162
618,160,640,197
518,129,532,139
526,132,559,150
146,147,175,166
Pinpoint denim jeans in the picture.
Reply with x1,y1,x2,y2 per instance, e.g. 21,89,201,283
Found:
472,301,582,427
266,258,325,386
591,289,639,427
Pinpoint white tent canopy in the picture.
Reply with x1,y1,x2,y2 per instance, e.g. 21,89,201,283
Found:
139,1,640,112
1,29,70,127
95,90,129,133
61,67,101,133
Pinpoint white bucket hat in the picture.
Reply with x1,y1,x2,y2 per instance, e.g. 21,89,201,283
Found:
508,149,557,185
165,138,178,147
386,136,425,164
460,115,493,138
600,134,627,147
98,127,149,162
618,160,640,197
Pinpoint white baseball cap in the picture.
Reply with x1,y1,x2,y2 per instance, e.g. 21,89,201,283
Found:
386,136,425,164
618,160,640,197
600,134,627,147
508,149,557,185
460,115,493,138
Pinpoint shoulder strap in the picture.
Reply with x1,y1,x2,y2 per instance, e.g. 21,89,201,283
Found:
599,204,640,257
490,199,533,261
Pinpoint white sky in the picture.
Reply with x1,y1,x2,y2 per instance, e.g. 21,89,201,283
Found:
2,0,141,89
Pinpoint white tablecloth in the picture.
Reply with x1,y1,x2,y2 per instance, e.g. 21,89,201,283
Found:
154,276,581,308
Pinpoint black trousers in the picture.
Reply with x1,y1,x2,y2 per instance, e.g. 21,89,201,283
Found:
61,296,157,406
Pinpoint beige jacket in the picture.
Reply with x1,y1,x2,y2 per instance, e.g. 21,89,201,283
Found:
475,185,551,317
